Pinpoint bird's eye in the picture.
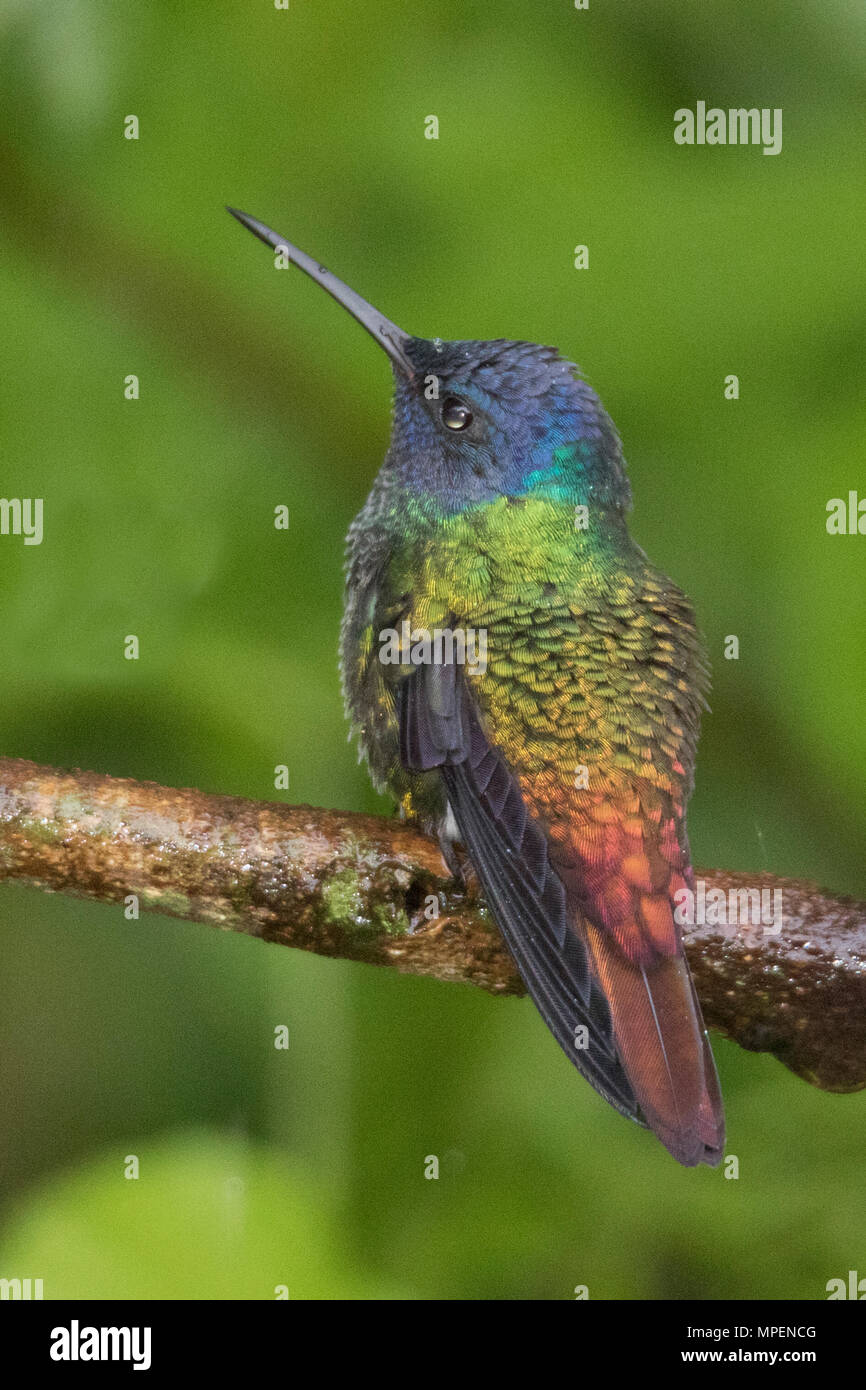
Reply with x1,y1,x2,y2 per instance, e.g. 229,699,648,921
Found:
441,396,473,431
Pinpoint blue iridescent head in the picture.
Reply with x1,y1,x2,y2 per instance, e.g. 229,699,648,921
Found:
390,336,631,513
227,208,631,514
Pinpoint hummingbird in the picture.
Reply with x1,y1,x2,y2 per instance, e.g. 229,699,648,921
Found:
228,207,725,1166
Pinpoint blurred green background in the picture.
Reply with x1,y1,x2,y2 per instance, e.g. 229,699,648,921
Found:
1,0,864,1300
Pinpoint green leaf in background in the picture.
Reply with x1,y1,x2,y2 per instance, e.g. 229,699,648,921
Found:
0,1129,410,1300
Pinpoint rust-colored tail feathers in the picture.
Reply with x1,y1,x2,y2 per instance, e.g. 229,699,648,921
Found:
584,921,724,1166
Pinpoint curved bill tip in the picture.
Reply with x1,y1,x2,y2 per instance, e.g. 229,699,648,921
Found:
227,206,415,379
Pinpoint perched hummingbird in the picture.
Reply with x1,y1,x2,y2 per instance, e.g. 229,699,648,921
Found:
229,207,725,1166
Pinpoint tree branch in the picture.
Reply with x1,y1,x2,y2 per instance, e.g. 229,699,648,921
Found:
1,756,864,1093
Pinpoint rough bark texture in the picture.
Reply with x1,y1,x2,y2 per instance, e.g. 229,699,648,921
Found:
0,756,864,1092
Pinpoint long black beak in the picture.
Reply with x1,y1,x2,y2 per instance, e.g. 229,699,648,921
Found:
227,207,415,379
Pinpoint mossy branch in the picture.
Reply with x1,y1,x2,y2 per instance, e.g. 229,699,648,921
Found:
1,756,864,1093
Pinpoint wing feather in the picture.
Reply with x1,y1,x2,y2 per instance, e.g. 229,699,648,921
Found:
398,665,641,1122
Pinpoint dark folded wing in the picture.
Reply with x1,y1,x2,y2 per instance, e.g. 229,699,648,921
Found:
397,661,641,1121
